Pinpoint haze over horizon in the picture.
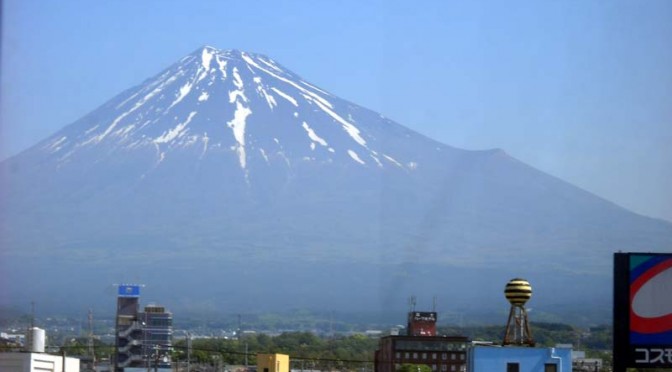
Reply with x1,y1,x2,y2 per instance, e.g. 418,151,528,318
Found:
2,0,671,223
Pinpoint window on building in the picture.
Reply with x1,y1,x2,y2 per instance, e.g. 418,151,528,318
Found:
544,364,557,372
405,352,410,359
432,353,437,360
422,353,427,359
442,353,447,360
413,353,418,359
395,352,400,359
450,366,456,371
506,363,519,372
441,365,447,371
432,365,437,371
451,353,455,360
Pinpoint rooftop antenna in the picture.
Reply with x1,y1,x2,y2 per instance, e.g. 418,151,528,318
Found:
408,296,417,312
31,301,35,329
432,296,437,312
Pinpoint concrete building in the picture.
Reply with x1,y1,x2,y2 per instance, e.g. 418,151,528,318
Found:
257,353,290,372
0,352,80,372
140,305,173,371
467,346,572,372
115,285,143,371
114,285,172,372
375,335,469,372
375,311,468,372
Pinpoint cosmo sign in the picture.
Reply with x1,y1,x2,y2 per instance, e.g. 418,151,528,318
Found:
614,253,672,370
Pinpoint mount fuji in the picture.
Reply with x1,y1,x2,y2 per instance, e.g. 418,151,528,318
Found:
2,46,671,319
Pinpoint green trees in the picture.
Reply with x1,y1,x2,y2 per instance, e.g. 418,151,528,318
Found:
172,332,378,370
396,363,431,372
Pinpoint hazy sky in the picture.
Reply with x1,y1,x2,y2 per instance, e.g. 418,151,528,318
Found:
2,1,671,222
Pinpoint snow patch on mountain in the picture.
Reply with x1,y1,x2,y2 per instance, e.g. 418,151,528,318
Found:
228,101,252,169
46,136,68,152
215,55,228,79
154,111,198,144
232,67,244,89
348,150,365,165
201,47,214,70
240,52,332,109
169,80,194,109
271,87,298,107
302,122,328,147
383,154,403,167
311,98,366,147
254,77,277,109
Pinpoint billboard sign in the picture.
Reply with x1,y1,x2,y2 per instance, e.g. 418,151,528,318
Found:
117,284,141,297
411,312,437,322
614,253,672,370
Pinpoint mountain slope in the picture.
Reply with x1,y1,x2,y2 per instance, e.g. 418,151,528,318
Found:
2,46,671,317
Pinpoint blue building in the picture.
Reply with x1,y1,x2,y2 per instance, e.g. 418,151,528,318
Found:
467,346,572,372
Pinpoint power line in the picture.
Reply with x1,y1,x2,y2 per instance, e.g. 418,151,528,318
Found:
54,344,375,365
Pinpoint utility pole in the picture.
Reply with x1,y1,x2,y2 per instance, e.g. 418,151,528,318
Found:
244,342,248,367
153,344,159,372
88,309,95,366
187,332,191,372
31,301,35,329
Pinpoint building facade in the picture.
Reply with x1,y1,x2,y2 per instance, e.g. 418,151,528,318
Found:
141,305,173,370
114,285,173,372
375,335,469,372
376,310,468,372
257,353,289,372
0,352,80,372
467,346,572,372
115,285,143,371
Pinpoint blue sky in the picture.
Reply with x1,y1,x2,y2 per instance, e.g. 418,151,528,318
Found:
2,0,671,222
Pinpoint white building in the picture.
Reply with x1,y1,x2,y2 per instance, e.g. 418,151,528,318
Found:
0,352,80,372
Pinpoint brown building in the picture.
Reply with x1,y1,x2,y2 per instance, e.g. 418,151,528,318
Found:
375,311,468,372
407,311,438,336
374,334,469,372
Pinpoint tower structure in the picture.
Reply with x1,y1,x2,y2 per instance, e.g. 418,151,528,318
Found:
113,284,173,371
502,278,534,346
114,284,143,371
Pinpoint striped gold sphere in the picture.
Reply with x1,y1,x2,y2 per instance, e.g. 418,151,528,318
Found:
505,278,532,306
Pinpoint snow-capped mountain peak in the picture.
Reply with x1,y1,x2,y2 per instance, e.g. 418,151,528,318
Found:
41,46,426,176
